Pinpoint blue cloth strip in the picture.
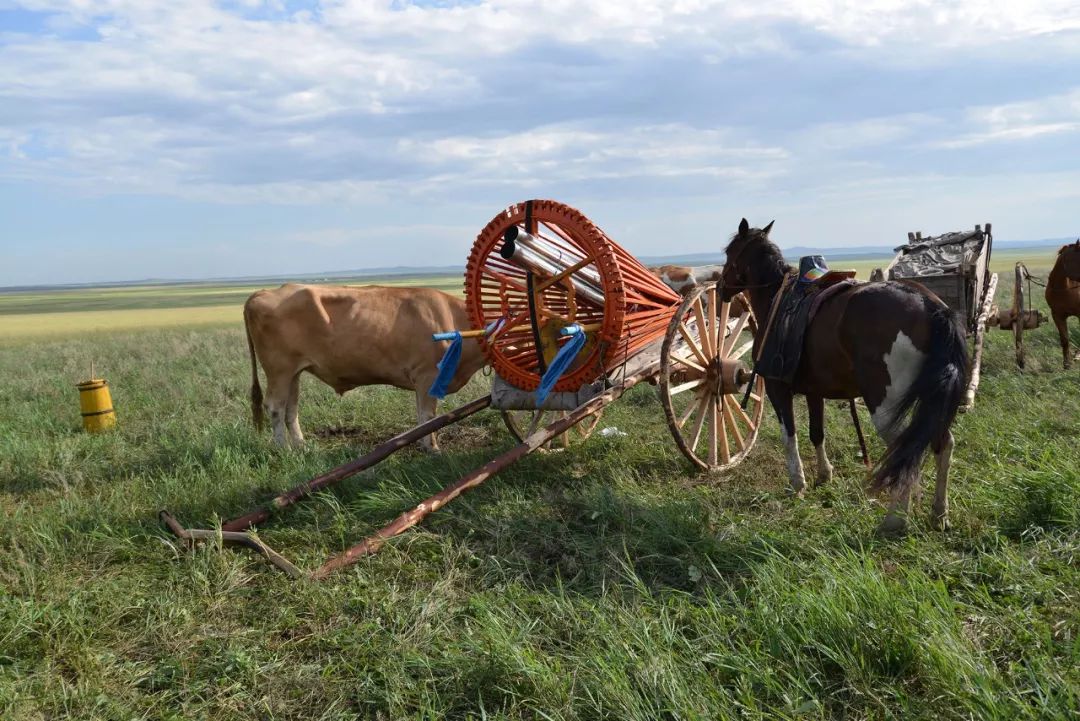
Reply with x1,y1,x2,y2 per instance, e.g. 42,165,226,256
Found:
535,324,586,404
428,331,462,399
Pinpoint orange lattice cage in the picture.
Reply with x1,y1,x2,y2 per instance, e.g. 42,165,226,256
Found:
464,199,683,392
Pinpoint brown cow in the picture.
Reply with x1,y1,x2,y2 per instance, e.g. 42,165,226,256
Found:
1046,240,1080,369
649,263,724,295
648,263,749,320
244,284,487,450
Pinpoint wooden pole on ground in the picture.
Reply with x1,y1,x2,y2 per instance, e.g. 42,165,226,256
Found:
159,511,304,579
220,395,492,532
310,368,655,580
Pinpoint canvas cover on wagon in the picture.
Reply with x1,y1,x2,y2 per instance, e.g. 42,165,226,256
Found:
886,227,992,331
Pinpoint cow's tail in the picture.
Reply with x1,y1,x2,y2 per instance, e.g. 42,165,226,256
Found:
243,302,264,431
869,299,968,495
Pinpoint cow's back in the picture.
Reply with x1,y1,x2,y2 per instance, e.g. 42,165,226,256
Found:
245,284,482,394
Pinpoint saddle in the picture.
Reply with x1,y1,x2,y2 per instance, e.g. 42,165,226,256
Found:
754,256,859,384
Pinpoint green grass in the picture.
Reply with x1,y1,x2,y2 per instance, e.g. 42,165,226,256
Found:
1,259,1079,719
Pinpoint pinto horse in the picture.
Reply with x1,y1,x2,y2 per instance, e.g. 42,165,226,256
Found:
719,219,969,534
1046,240,1080,369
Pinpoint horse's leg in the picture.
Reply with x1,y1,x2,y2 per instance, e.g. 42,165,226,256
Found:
285,372,304,448
807,394,832,487
767,381,806,496
866,381,910,537
1053,312,1071,369
931,430,954,531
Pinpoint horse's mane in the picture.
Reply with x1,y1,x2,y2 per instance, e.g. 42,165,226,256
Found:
1059,241,1080,256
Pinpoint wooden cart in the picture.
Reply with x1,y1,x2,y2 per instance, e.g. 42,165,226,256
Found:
162,200,766,579
870,224,998,410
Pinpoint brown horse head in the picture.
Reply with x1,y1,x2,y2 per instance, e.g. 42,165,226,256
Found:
719,217,781,302
1058,239,1080,282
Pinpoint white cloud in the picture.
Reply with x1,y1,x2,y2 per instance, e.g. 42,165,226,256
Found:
398,124,789,186
1,0,1079,206
797,114,940,151
930,88,1080,148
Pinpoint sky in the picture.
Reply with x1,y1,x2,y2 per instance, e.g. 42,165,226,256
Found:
2,1,1079,286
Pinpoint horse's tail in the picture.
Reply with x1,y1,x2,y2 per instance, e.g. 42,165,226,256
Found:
243,300,264,432
869,300,968,494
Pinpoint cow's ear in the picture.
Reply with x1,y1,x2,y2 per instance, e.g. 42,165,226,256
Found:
762,220,774,235
739,218,749,235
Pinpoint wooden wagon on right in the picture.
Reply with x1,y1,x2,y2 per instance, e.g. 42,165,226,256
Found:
870,224,997,410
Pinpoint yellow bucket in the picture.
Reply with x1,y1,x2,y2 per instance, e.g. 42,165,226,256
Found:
77,378,117,433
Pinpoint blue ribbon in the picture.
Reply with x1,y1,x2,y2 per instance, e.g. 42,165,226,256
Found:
535,324,586,405
428,330,462,399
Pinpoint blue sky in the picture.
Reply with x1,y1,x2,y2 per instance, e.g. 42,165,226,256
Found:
1,1,1079,286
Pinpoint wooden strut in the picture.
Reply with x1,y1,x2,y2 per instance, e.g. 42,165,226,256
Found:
159,510,304,579
448,322,602,340
849,399,871,468
309,365,656,580
962,271,998,412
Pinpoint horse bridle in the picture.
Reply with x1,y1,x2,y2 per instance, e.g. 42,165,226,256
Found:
722,234,787,295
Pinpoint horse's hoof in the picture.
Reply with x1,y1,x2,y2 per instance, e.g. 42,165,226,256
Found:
876,515,908,538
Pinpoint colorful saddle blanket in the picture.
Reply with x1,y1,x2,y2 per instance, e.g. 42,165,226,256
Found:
753,256,859,384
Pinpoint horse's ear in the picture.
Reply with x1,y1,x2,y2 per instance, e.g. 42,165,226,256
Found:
762,220,775,235
739,218,749,235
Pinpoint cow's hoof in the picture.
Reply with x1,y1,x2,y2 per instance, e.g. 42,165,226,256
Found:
932,514,951,532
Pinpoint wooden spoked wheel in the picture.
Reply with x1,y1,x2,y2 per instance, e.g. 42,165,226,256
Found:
1014,262,1026,370
659,283,766,472
500,409,604,449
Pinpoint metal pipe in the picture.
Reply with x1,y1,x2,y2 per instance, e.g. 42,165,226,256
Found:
511,227,604,286
500,227,606,307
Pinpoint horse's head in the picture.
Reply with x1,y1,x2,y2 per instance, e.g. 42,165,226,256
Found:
719,217,776,301
1058,239,1080,283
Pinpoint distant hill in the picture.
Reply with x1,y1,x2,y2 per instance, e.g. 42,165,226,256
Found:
2,237,1073,293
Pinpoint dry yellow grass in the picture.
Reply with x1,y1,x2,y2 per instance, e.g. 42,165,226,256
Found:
0,304,240,339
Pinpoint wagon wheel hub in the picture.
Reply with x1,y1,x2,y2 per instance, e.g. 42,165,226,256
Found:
716,359,750,395
659,281,765,472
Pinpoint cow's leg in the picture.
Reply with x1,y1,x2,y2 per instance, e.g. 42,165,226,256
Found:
263,372,291,448
931,430,954,531
285,372,304,447
767,381,805,496
807,394,832,487
415,390,439,452
1053,312,1071,369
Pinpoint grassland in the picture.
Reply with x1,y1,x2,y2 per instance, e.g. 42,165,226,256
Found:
0,275,463,339
1,254,1078,719
0,250,1055,340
